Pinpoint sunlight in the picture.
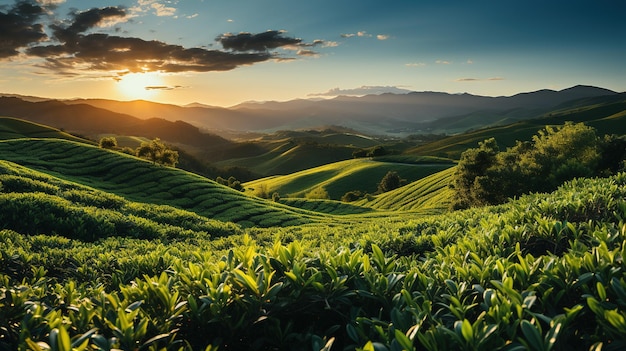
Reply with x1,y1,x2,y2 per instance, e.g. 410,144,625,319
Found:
116,72,164,100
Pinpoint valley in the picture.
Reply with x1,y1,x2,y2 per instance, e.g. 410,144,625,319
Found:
0,87,625,350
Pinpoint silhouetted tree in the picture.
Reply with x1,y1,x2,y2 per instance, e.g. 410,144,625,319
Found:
99,136,117,149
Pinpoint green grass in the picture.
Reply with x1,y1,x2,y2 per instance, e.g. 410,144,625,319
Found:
0,138,327,227
244,157,454,200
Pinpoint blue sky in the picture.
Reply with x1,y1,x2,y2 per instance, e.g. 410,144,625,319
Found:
1,0,624,106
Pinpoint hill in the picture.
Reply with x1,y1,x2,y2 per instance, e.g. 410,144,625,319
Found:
407,93,626,159
4,85,618,137
0,117,90,143
0,138,326,227
243,157,454,200
0,97,232,151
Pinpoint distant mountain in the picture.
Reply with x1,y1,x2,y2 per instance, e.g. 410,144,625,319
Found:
2,85,618,137
0,97,231,149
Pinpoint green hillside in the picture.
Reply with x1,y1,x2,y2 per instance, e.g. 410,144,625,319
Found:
244,157,454,200
0,116,90,143
216,140,358,176
359,166,455,213
0,138,325,227
407,96,626,159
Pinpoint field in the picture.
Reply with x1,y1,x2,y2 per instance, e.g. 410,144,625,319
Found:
1,116,626,350
243,157,454,200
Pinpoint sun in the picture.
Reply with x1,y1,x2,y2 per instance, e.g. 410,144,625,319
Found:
116,72,165,100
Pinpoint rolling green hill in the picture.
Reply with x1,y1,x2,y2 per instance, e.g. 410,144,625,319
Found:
407,94,626,159
0,138,328,227
358,166,455,213
243,157,454,200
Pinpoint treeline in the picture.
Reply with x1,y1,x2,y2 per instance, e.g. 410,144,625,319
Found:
451,122,626,209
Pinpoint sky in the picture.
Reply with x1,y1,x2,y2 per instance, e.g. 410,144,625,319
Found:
1,0,625,107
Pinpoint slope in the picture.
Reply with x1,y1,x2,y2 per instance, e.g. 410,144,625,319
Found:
0,117,90,143
0,138,324,227
358,166,455,213
407,94,626,159
243,157,454,200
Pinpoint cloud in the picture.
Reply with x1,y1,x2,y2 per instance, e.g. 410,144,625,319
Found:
7,4,329,77
435,60,451,64
456,77,505,82
0,0,48,58
145,85,184,90
132,0,176,17
376,34,390,40
309,85,414,97
405,62,426,67
341,31,372,38
217,30,302,52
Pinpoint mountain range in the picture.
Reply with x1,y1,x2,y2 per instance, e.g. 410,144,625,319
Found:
1,85,618,138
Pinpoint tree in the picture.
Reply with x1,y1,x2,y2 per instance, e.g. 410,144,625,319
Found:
136,138,179,167
377,171,404,193
341,190,363,202
305,187,330,200
449,138,499,209
450,122,602,210
99,136,117,149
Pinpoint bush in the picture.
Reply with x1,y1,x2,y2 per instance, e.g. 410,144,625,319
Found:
451,122,603,209
99,137,117,149
341,190,363,202
376,171,404,193
305,187,329,200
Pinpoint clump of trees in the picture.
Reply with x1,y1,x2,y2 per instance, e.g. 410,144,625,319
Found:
136,138,179,167
216,176,244,192
98,136,179,167
450,122,626,209
353,146,388,158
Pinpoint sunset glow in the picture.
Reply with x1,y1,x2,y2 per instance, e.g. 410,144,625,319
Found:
0,0,624,106
116,72,165,100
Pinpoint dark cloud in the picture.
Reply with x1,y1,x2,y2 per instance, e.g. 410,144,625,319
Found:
0,0,48,58
51,6,126,42
217,30,302,52
4,3,329,75
24,6,276,74
27,33,272,73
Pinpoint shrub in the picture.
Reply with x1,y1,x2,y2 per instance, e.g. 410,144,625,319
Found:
341,190,363,202
99,137,118,149
305,187,329,200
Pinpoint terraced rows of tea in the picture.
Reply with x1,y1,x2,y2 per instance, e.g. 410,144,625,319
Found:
0,138,329,227
361,167,455,213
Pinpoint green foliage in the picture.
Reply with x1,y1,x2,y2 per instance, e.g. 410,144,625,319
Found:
216,175,244,191
305,186,330,200
136,138,179,167
451,122,607,209
342,190,364,202
98,136,117,149
376,170,405,193
0,171,625,349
